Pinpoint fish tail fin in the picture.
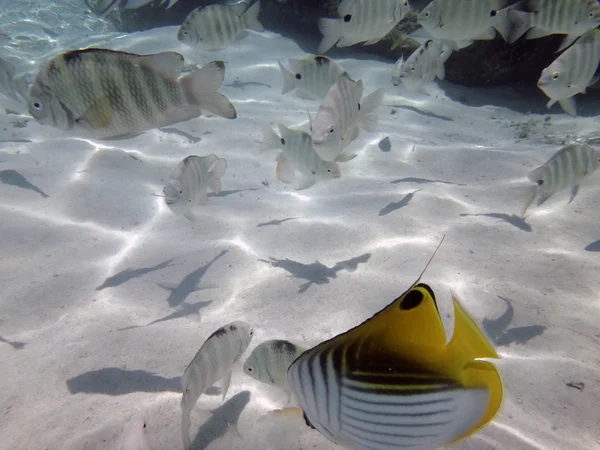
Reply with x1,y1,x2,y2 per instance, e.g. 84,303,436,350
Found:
181,61,237,119
208,158,227,194
359,88,385,133
278,60,296,95
243,0,264,32
259,123,282,151
317,17,343,54
507,8,530,44
492,5,512,42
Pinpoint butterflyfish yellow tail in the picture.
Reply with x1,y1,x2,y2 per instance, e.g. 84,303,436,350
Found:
448,295,504,444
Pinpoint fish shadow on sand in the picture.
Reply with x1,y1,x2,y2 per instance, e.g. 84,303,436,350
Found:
256,217,300,228
159,127,202,144
378,136,391,152
483,296,546,346
118,300,212,331
459,213,532,232
379,190,421,216
66,368,181,395
0,335,26,350
584,240,600,252
390,177,466,186
208,188,259,198
225,80,272,90
96,257,176,290
260,253,371,294
386,104,453,121
190,391,251,450
0,169,49,198
157,250,228,307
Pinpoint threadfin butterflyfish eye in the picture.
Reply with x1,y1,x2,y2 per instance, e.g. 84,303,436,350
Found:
287,236,503,450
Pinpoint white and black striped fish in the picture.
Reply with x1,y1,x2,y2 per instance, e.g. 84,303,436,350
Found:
243,339,305,393
417,0,513,49
163,154,227,221
261,123,355,190
508,0,600,50
520,144,600,216
177,1,264,51
279,55,347,100
537,28,600,116
391,40,453,92
311,74,384,162
180,321,253,450
28,49,236,139
287,240,503,450
318,0,412,54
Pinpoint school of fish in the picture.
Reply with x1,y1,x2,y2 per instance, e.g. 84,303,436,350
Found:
1,0,599,449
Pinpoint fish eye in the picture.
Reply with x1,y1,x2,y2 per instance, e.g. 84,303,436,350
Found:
249,330,254,336
400,289,424,310
143,423,147,429
247,366,253,372
553,73,559,80
179,190,183,194
537,179,544,186
328,127,334,134
490,9,497,17
280,138,285,145
32,101,41,109
326,169,332,173
295,73,301,80
425,11,430,17
344,14,352,22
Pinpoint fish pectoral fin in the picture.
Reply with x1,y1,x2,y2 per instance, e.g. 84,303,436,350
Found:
275,153,295,184
568,185,580,203
558,97,577,116
139,51,184,79
364,37,384,45
525,26,550,41
335,151,357,163
536,193,551,207
293,176,316,190
235,30,249,41
473,28,496,40
295,88,318,100
79,96,114,129
184,210,198,222
220,370,233,402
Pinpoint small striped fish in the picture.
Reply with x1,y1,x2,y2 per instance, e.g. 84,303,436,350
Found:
177,1,264,51
520,144,600,215
279,55,347,100
261,123,354,190
417,0,513,49
311,74,384,162
243,339,305,393
537,28,600,116
181,321,253,450
164,154,227,221
287,239,503,450
391,40,453,92
28,49,236,139
508,0,600,50
318,0,412,54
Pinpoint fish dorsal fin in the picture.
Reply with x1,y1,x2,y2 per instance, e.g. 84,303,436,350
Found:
138,52,185,80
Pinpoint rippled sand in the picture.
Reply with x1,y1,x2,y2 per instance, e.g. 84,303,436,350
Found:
0,17,599,450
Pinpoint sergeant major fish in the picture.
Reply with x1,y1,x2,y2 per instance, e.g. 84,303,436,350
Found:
287,238,504,450
519,143,600,216
177,1,264,51
279,55,347,100
318,0,412,54
180,321,253,450
28,49,237,140
537,28,600,116
261,123,355,190
310,74,384,162
417,0,514,49
392,40,453,92
508,0,600,51
243,339,305,395
163,154,227,221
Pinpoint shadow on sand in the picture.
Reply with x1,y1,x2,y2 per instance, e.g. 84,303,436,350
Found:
260,253,371,293
483,296,546,346
96,257,176,290
66,367,181,395
459,212,532,232
379,190,421,216
0,169,49,198
118,301,212,331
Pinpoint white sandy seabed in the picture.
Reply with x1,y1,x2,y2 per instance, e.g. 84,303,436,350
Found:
1,20,600,450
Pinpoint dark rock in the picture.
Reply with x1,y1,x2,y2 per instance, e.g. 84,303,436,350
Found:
102,0,600,89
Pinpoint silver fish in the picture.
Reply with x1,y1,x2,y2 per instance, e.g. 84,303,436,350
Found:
508,0,600,51
311,74,384,162
177,1,264,51
163,154,227,221
279,55,347,100
391,40,453,92
0,58,29,102
118,412,150,450
520,143,600,215
318,0,411,54
417,0,513,49
181,321,253,450
261,123,355,190
537,28,600,115
28,49,236,140
243,339,305,394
